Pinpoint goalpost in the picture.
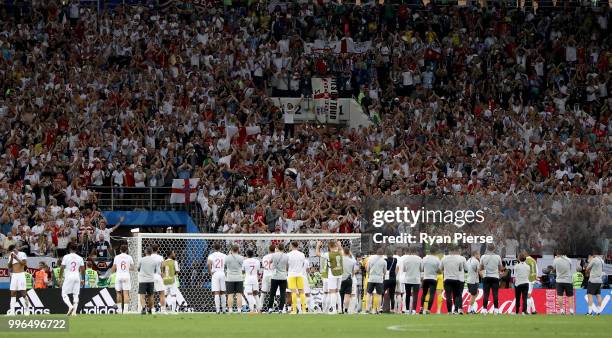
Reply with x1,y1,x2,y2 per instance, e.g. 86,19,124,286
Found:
126,233,362,313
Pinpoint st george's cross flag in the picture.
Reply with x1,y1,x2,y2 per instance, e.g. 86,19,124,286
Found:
170,178,199,204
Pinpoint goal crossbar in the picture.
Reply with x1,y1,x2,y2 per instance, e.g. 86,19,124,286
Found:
135,233,361,240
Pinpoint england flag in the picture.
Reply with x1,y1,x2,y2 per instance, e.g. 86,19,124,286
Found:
170,178,199,204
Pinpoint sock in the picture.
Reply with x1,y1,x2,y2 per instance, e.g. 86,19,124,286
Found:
220,295,227,312
322,294,328,312
10,297,16,314
336,293,342,312
291,293,298,313
257,294,264,311
527,298,535,313
299,293,307,313
214,295,220,313
123,303,129,313
246,294,256,312
23,296,29,313
72,296,79,312
329,293,337,312
62,295,72,308
307,296,315,313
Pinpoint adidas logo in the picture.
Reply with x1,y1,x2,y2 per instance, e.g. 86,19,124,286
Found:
80,288,118,314
10,289,50,315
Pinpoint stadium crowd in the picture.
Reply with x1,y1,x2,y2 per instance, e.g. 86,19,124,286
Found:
0,1,610,259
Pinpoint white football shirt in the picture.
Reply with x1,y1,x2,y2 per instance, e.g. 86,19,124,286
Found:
10,251,27,268
287,250,306,278
114,253,134,275
208,252,226,273
151,253,164,275
262,253,274,276
242,257,260,278
62,253,84,278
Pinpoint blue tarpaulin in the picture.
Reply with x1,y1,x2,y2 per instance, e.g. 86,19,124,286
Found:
101,211,205,270
101,211,199,233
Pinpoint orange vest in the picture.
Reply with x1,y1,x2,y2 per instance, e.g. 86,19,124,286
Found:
34,270,47,289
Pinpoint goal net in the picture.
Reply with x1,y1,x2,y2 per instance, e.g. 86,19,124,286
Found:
126,233,362,313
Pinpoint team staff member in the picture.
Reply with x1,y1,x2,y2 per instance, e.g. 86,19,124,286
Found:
399,247,422,314
466,251,480,314
340,247,356,314
138,247,160,315
365,247,387,314
514,254,531,315
225,245,245,313
585,249,605,315
552,251,574,315
420,248,441,314
383,250,398,313
267,243,289,313
480,244,503,315
441,247,467,314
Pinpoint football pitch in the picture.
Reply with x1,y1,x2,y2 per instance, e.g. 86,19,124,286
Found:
3,314,610,338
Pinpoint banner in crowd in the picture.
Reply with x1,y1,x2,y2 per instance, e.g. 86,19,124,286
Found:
312,78,339,124
270,98,316,123
0,257,58,288
304,39,373,55
503,256,519,277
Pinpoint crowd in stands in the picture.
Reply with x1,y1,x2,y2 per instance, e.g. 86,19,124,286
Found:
0,1,610,259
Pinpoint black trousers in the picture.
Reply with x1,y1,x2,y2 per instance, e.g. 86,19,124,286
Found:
444,279,463,313
283,123,294,139
383,280,396,311
405,283,420,312
515,283,529,314
267,279,287,311
482,277,500,309
420,279,437,310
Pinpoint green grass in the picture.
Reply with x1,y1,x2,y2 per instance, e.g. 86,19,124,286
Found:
3,314,611,338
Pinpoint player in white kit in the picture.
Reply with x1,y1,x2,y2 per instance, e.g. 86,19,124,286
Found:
112,244,134,314
151,244,166,313
242,249,261,312
7,244,29,316
207,243,227,314
394,248,406,313
259,245,275,311
60,243,85,316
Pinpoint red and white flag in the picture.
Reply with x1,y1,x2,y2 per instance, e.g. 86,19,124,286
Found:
170,178,199,204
